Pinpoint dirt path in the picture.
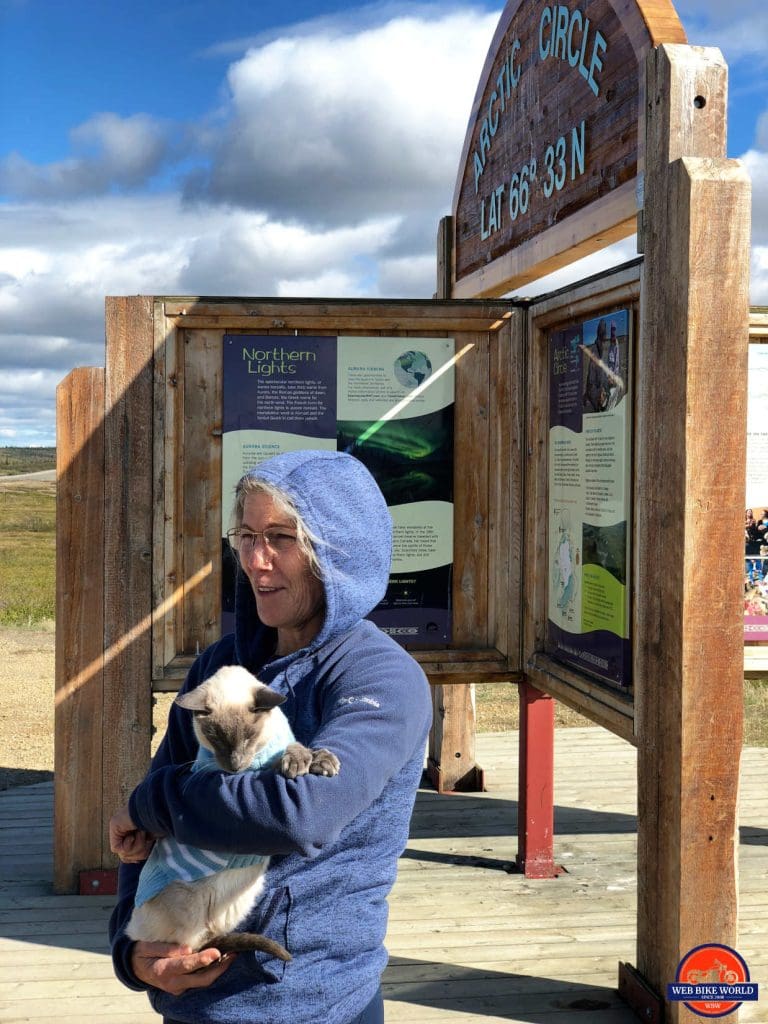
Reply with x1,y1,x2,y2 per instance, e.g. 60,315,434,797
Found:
0,624,55,790
0,470,56,483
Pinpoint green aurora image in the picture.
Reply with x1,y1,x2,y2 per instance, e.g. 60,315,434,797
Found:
338,409,452,505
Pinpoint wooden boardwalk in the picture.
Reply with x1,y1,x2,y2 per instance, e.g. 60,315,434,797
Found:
0,728,765,1023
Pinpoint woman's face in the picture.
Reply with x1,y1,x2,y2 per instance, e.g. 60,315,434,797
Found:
239,492,325,657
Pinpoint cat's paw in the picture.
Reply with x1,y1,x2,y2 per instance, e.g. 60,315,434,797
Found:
309,748,340,777
280,742,314,779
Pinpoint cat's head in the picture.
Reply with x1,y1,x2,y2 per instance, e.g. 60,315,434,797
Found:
175,665,286,772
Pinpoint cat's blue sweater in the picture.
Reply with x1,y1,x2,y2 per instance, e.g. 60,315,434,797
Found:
133,715,295,908
109,449,432,1024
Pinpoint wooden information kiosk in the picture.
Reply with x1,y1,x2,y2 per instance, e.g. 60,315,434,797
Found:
55,1,751,1021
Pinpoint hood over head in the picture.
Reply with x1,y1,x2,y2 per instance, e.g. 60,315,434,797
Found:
233,449,392,667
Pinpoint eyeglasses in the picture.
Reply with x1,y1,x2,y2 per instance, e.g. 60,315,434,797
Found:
226,528,298,557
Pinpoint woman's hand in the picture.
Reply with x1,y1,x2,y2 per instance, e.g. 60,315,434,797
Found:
109,805,156,863
131,941,237,994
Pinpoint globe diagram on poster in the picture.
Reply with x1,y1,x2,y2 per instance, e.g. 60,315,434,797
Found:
394,351,433,389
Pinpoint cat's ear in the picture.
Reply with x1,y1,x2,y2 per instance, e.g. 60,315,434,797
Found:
175,688,210,714
251,686,286,712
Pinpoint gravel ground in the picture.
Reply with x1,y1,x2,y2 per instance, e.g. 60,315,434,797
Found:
0,624,175,791
0,624,55,790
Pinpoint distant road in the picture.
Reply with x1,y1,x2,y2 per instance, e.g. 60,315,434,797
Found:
0,469,56,483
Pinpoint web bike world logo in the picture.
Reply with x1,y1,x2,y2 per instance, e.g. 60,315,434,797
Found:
667,944,759,1017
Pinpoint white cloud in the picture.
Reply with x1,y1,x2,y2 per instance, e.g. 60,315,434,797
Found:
377,254,438,297
185,10,498,224
0,335,99,372
743,142,768,304
675,1,768,55
757,110,768,153
0,193,414,442
743,149,768,249
0,367,59,446
71,113,174,182
1,367,60,395
178,210,401,295
717,14,768,65
276,269,363,298
0,248,52,276
752,247,768,305
0,198,194,346
0,113,176,199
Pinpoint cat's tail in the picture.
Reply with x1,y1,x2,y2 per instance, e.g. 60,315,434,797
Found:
203,932,292,961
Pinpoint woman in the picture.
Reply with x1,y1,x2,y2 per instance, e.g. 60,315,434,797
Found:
109,450,432,1024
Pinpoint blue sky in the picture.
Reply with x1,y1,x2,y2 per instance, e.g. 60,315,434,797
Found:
1,0,766,448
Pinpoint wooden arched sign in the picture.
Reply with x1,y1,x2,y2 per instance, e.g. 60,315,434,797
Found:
450,0,686,297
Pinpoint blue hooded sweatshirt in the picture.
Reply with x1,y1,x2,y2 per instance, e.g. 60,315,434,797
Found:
109,449,433,1024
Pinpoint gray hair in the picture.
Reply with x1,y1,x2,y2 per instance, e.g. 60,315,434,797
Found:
231,474,322,580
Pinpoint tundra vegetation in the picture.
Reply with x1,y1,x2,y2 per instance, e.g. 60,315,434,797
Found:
0,472,55,626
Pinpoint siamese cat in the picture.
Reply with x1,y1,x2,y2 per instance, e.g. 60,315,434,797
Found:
126,665,340,961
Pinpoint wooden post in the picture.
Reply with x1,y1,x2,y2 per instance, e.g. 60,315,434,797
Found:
626,44,751,1020
54,368,106,893
101,296,155,868
428,216,483,794
428,685,483,792
436,215,453,302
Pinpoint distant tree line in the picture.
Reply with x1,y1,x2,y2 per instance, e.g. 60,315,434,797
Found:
0,447,56,475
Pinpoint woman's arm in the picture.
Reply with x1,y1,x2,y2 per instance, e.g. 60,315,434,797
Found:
128,642,431,860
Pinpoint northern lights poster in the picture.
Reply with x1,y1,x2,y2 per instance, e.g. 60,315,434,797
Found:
222,334,455,644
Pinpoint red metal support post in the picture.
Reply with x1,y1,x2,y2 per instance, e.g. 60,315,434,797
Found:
516,680,561,878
